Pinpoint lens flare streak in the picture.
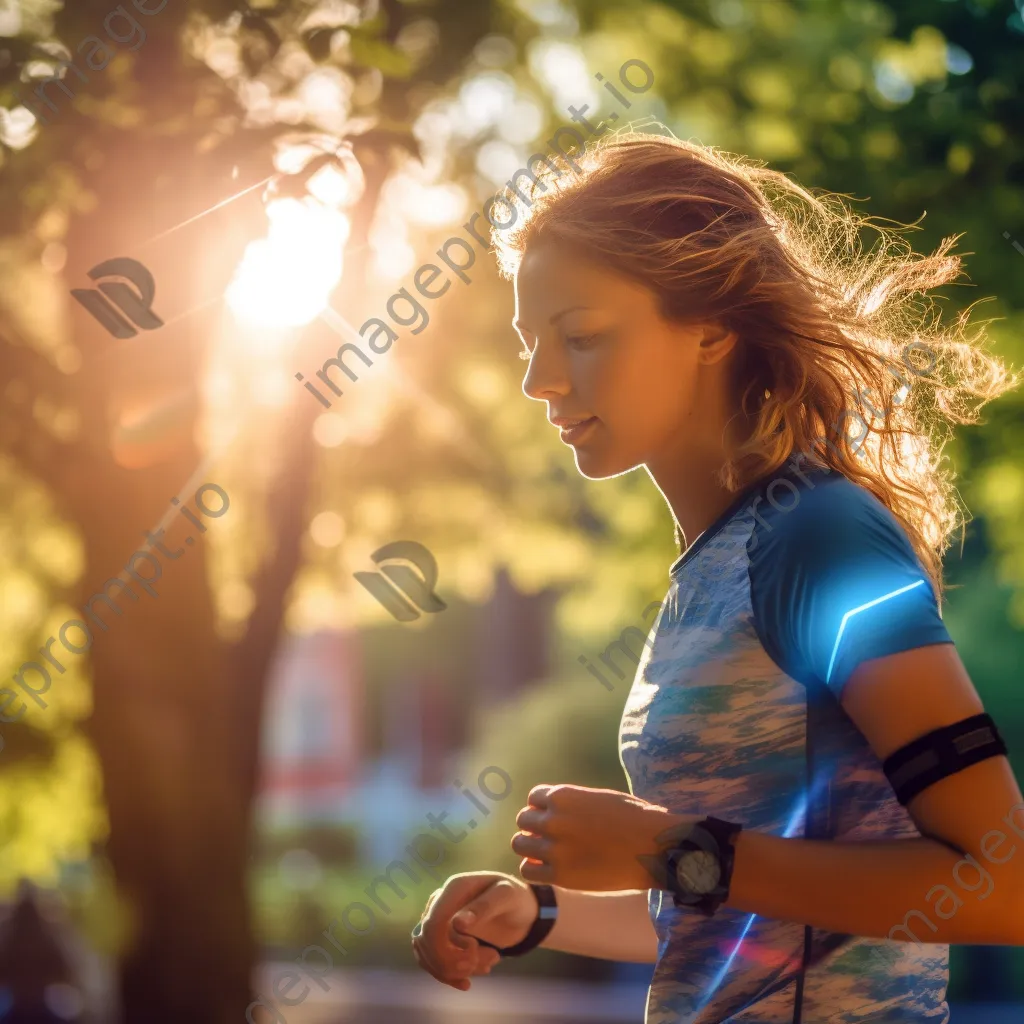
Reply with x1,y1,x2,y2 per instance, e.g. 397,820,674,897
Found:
693,791,811,1014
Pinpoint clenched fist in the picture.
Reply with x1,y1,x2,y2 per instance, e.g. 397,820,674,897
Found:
411,872,537,990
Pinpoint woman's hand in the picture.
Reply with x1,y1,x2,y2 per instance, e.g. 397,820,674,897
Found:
511,783,692,890
411,872,533,990
449,874,541,946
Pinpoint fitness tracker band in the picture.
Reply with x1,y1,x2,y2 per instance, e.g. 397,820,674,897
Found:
475,882,558,957
883,712,1008,806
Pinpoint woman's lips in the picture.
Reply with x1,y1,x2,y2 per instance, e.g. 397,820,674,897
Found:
558,416,598,445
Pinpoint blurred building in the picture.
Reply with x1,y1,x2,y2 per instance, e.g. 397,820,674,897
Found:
256,568,555,862
259,630,364,822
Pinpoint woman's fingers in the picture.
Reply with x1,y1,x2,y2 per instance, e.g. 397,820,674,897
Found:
452,877,517,932
510,831,552,861
451,876,537,951
515,807,547,833
421,875,502,956
413,930,493,990
412,874,509,988
412,933,471,989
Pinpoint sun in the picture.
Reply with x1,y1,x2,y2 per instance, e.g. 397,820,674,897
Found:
225,162,354,329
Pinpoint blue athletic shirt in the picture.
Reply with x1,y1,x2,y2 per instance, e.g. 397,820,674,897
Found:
618,453,954,1024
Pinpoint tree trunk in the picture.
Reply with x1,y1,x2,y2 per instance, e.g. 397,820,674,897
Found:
59,132,260,1022
59,130,388,1022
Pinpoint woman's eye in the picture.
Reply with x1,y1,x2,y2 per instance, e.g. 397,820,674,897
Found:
566,333,599,348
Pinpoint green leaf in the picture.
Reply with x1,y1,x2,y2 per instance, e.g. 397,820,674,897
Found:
349,36,417,79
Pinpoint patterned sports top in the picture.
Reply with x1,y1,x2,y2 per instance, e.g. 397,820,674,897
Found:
618,456,954,1024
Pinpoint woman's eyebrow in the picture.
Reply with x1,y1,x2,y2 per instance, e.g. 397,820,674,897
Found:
514,306,593,333
550,305,591,324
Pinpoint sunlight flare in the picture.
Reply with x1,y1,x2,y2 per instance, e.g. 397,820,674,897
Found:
226,196,349,329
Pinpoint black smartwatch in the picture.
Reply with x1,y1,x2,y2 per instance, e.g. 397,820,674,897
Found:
657,816,742,917
475,883,558,957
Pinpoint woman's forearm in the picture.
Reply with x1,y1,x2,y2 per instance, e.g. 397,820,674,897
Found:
728,825,1024,945
541,887,659,962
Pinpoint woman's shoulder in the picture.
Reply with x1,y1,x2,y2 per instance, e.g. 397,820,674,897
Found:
745,458,946,691
747,457,915,561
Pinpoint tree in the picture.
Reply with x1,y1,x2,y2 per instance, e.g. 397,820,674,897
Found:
0,1,535,1019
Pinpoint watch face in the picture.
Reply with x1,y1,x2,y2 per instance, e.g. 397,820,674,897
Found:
676,849,721,895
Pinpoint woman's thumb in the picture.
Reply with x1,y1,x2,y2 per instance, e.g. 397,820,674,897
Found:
452,883,511,931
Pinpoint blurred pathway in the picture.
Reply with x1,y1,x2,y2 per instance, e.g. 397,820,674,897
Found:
254,965,1023,1024
254,964,647,1023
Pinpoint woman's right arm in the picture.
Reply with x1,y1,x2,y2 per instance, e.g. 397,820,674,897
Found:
412,872,658,990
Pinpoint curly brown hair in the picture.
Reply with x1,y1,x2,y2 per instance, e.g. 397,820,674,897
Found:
490,129,1018,602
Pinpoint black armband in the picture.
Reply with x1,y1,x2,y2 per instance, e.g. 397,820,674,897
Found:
883,713,1008,806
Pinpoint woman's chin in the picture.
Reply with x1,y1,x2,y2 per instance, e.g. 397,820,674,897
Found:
572,447,633,480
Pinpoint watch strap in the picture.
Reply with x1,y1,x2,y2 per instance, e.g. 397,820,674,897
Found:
693,816,742,915
475,883,557,958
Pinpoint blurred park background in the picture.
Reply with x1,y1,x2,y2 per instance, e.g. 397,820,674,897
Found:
0,0,1023,1021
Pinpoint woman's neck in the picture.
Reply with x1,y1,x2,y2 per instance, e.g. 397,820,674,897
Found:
646,445,741,552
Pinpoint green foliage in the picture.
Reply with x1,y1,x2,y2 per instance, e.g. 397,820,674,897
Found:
251,863,419,963
254,824,360,867
0,457,105,893
455,672,632,878
349,36,415,77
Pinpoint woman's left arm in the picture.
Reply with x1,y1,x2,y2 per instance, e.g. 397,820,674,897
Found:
725,640,1024,943
513,643,1024,944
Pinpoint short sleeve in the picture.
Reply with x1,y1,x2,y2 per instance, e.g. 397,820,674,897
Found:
747,469,953,697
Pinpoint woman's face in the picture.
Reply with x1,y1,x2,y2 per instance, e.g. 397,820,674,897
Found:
513,238,736,479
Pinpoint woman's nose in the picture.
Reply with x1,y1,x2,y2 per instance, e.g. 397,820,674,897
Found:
522,343,571,401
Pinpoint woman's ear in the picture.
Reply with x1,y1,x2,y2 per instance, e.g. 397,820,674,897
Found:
697,322,740,364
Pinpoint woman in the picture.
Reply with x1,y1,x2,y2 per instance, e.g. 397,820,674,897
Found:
410,132,1024,1023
